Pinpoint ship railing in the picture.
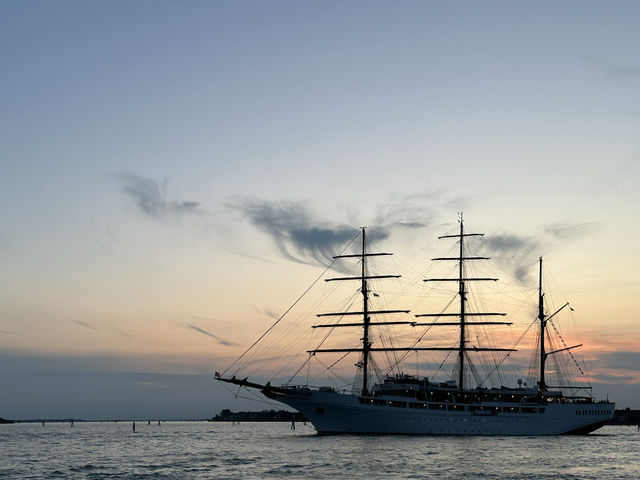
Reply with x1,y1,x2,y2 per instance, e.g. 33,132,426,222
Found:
281,384,357,395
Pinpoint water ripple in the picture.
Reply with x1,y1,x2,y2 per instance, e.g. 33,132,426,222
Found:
1,423,639,479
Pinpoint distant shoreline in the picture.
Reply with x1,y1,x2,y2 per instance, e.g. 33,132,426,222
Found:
209,409,306,423
3,409,637,425
607,408,640,425
3,418,207,424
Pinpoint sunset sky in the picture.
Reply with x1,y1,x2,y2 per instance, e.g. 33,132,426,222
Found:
1,0,639,419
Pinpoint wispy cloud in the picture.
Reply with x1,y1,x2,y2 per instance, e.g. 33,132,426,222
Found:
107,326,135,338
544,222,602,241
0,329,21,336
595,351,640,372
115,175,601,287
480,221,603,283
600,64,640,91
188,314,237,326
485,233,539,256
590,370,640,384
70,319,99,331
117,172,205,221
71,320,134,337
226,196,428,267
253,306,280,320
227,197,362,265
186,324,238,347
373,193,433,230
227,194,601,283
478,233,540,283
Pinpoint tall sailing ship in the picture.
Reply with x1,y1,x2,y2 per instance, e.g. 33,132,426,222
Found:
216,218,614,435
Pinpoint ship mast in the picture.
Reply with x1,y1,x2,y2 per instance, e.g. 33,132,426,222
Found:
538,257,546,391
457,219,466,389
360,229,371,396
536,256,581,393
418,215,512,390
317,228,407,396
311,219,515,394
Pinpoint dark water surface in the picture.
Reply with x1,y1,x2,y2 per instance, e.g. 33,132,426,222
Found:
1,422,638,479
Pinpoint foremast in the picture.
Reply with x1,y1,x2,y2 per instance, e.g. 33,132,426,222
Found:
360,230,371,395
319,228,406,395
215,228,405,397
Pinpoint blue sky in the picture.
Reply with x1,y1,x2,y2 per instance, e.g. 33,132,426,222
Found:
1,1,639,419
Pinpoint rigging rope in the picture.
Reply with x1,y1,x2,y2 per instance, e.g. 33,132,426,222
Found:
221,231,360,377
384,294,457,375
217,379,283,409
478,317,537,387
548,318,586,377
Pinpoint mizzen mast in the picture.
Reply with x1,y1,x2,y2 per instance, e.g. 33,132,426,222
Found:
538,257,547,391
536,256,581,393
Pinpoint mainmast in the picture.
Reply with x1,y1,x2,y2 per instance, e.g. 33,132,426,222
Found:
419,215,513,390
457,219,466,390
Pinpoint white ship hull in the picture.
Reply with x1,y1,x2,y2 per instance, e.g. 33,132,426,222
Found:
270,389,614,435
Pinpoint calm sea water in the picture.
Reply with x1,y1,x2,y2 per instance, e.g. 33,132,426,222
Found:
1,422,638,479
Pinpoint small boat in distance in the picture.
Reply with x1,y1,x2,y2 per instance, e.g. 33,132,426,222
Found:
217,217,614,435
